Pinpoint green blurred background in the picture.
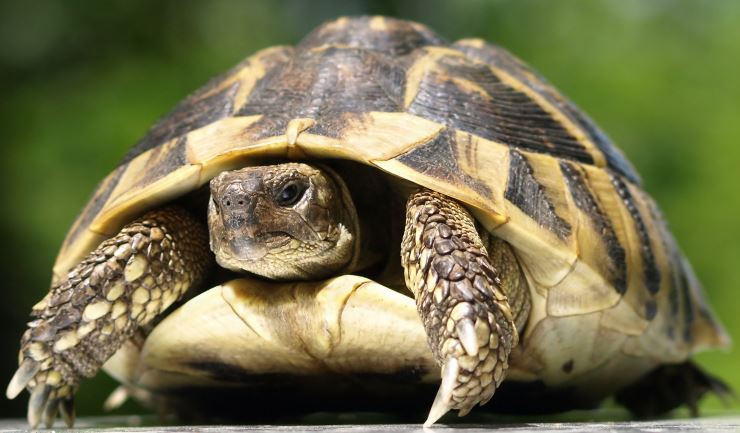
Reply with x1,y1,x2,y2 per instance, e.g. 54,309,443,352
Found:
0,0,738,420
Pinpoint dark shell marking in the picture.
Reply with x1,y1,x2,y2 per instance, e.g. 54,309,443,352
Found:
122,47,293,165
610,174,661,295
643,196,698,344
125,83,239,165
133,137,189,190
396,129,493,200
560,161,627,295
505,150,571,239
406,53,595,165
238,46,405,140
62,165,126,252
454,40,640,185
678,261,695,342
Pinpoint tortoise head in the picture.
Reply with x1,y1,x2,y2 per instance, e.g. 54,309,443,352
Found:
208,163,359,280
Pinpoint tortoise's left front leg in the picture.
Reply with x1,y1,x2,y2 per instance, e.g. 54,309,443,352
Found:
6,207,210,428
401,190,518,425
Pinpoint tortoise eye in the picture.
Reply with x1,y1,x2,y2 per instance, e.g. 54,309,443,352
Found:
275,182,305,206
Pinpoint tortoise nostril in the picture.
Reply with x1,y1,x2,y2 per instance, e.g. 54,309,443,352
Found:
220,184,255,213
221,192,252,212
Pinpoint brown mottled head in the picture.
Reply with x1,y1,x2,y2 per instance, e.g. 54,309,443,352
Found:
208,163,358,280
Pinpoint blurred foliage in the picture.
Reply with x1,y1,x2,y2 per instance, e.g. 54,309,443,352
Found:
0,0,738,420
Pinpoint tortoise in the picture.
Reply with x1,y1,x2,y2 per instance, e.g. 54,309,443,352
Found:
6,16,730,428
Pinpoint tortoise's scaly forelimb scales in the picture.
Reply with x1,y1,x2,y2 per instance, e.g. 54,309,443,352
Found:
401,190,518,426
6,207,209,429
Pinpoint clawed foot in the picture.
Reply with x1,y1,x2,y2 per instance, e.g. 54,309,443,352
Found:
7,360,76,428
7,207,209,429
424,304,510,426
615,361,734,418
402,190,517,426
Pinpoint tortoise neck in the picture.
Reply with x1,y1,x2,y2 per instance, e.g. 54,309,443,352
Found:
327,162,401,281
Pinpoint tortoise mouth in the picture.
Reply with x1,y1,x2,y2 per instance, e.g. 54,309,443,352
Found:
258,231,292,248
224,231,295,261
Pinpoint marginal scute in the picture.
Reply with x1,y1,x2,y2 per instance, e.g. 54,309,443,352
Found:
519,312,613,385
546,260,622,316
560,161,626,295
125,82,240,165
300,112,445,161
122,45,293,165
611,174,661,295
599,299,649,336
396,130,493,201
505,150,571,240
53,166,125,283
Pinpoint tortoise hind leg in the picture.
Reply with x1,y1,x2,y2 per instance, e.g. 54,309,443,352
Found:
401,189,518,425
615,361,733,418
6,207,210,428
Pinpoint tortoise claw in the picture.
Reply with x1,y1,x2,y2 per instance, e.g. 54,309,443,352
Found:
103,385,129,411
27,384,50,429
6,359,39,399
424,357,459,426
9,356,79,427
456,319,479,357
42,397,59,429
60,396,75,428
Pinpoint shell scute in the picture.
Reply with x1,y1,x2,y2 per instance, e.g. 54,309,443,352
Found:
236,46,407,141
122,46,293,165
298,16,445,56
405,49,598,167
454,38,640,185
124,82,239,166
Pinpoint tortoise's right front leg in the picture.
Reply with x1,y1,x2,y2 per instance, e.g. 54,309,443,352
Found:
6,207,210,429
401,190,518,425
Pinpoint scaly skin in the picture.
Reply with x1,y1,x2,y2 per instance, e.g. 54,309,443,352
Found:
6,207,210,428
401,190,518,425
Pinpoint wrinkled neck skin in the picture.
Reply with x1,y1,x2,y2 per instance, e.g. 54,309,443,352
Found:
207,163,362,281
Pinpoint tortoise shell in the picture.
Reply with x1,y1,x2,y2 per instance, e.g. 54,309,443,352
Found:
54,16,728,399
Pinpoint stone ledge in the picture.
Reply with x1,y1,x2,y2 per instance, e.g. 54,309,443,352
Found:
2,416,740,433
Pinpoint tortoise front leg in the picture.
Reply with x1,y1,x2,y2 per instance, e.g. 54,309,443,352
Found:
401,190,518,425
6,207,210,428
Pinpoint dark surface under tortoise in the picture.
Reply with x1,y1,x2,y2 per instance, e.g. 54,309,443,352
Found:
6,16,730,429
